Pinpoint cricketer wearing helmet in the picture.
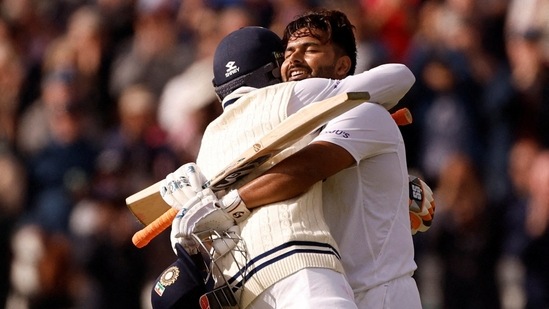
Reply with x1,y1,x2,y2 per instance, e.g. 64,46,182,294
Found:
158,26,416,309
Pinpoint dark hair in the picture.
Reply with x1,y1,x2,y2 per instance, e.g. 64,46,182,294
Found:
282,9,357,75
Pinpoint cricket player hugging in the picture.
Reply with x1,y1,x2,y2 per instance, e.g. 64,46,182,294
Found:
197,85,344,308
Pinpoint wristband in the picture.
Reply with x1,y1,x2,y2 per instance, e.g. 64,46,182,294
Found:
218,189,250,223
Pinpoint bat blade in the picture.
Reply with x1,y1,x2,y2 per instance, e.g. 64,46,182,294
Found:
128,92,370,247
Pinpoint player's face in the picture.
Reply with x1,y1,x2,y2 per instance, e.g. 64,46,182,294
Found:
282,28,344,82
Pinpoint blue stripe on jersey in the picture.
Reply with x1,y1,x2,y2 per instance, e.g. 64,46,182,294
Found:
227,240,341,291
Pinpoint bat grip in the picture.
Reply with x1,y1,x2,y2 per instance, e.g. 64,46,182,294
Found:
391,108,413,126
132,208,178,248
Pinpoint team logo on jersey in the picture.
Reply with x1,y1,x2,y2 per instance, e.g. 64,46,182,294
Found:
324,129,350,138
225,61,240,78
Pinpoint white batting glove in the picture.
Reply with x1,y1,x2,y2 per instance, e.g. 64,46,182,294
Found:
170,189,250,253
160,162,207,210
409,175,435,235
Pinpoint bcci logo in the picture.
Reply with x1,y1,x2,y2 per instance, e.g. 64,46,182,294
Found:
225,61,240,77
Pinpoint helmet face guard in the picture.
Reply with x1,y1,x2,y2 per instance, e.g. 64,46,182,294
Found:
151,229,249,309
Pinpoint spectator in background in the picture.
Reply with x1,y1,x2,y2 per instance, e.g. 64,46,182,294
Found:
3,1,549,308
65,84,179,309
520,150,549,308
17,35,103,157
19,70,98,234
500,137,540,309
0,32,25,305
0,150,26,307
109,0,194,101
359,0,419,63
428,154,502,309
8,224,74,309
506,138,541,258
505,0,549,146
413,53,481,187
505,28,549,147
402,4,509,309
506,0,549,60
68,195,148,309
6,62,98,308
0,0,63,112
401,0,477,173
157,58,221,162
503,147,549,309
64,5,115,131
434,0,514,211
269,0,315,35
95,84,179,202
94,0,136,47
0,41,24,148
158,5,255,161
503,3,549,304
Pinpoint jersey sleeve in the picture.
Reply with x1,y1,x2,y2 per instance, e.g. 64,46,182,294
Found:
312,103,402,163
286,63,415,115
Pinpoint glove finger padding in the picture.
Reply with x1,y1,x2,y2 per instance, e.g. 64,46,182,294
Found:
178,163,206,191
170,188,219,254
171,207,199,255
160,163,207,209
409,176,436,235
174,188,235,237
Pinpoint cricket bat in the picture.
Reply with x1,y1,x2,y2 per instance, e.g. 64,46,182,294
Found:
128,93,412,248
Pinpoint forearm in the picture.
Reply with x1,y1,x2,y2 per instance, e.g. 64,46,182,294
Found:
238,142,354,209
238,160,317,209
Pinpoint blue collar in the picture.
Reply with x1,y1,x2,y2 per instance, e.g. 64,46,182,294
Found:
223,98,239,109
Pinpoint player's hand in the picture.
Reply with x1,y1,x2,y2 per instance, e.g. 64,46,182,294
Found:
170,188,250,252
408,175,435,235
160,162,206,210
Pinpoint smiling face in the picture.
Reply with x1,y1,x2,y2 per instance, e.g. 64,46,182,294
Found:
281,28,351,82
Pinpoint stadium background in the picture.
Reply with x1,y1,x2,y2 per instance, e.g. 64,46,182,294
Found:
0,0,548,308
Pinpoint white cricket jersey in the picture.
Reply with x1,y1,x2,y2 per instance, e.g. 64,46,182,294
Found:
314,102,418,294
197,82,344,308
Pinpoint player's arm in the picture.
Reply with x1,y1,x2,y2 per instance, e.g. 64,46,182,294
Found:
289,63,415,114
239,141,354,208
340,63,416,110
239,103,382,208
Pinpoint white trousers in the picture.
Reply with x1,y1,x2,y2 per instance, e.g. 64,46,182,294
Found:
354,274,422,309
247,268,357,309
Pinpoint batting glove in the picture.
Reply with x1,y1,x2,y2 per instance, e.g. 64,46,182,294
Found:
160,162,207,210
408,175,435,235
170,189,250,254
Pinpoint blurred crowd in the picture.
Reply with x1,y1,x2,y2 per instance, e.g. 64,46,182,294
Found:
0,0,547,308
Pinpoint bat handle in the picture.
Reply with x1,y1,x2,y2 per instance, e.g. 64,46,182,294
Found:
391,107,413,126
132,208,178,248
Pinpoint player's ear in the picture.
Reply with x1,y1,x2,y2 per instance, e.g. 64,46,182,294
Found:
335,56,352,78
